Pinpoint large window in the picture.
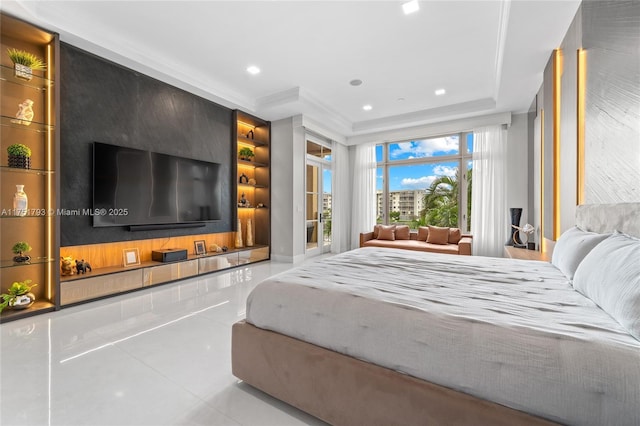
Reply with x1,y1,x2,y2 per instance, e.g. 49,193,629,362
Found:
376,133,473,232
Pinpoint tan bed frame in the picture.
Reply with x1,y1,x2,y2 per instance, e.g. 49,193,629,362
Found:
232,321,555,425
232,203,640,425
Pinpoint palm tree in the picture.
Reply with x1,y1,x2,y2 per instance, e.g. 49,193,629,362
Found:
418,167,473,229
420,170,460,228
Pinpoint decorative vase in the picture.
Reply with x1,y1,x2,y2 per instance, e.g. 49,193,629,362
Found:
507,208,523,246
235,219,243,248
10,292,35,310
246,219,254,247
8,154,31,169
14,64,33,81
13,185,28,217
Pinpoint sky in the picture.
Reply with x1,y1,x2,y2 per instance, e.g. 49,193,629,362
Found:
320,134,473,194
376,134,473,192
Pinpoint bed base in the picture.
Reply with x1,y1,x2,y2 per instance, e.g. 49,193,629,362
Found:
232,321,557,426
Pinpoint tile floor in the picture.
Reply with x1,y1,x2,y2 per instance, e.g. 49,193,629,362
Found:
0,259,329,426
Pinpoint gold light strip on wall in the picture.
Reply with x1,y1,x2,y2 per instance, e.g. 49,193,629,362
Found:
46,43,53,300
540,108,545,254
237,120,256,129
553,49,562,241
577,48,586,205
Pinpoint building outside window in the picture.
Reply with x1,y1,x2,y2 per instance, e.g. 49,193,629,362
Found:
376,132,473,232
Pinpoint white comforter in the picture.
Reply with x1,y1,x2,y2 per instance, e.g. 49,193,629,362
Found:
247,247,640,425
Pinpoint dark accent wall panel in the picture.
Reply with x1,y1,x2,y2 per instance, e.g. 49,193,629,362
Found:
60,42,233,246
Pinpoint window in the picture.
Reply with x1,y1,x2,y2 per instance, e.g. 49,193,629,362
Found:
376,133,473,232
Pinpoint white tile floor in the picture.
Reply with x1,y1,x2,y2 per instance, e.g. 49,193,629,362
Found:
1,259,330,426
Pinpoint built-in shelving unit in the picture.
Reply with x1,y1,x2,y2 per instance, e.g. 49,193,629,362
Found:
1,13,59,323
234,110,271,251
0,13,272,319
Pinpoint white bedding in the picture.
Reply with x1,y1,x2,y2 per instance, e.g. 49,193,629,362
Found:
246,247,640,426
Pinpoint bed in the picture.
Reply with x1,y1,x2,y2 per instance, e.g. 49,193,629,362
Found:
232,203,640,425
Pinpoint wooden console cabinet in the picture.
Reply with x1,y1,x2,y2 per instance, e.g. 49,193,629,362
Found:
60,246,269,306
503,246,549,261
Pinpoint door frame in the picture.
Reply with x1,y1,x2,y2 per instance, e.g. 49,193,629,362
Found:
305,136,332,258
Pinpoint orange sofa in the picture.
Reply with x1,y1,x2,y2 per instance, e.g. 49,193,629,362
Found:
360,225,472,255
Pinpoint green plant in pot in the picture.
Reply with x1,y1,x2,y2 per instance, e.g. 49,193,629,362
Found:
7,144,31,169
0,280,37,313
7,48,46,81
239,147,255,161
12,241,32,263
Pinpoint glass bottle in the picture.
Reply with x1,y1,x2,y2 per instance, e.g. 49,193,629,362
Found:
13,184,28,216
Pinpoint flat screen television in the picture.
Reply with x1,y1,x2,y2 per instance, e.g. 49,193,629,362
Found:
93,142,222,228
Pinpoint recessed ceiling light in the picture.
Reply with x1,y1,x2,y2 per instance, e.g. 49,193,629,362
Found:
363,105,373,111
402,0,420,15
350,79,363,86
246,65,260,75
397,97,406,102
435,88,446,96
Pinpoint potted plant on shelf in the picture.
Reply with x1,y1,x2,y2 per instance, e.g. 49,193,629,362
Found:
0,280,37,313
7,144,32,169
7,48,46,81
239,147,255,161
12,241,32,263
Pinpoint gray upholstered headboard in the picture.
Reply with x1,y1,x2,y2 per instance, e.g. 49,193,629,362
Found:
576,203,640,237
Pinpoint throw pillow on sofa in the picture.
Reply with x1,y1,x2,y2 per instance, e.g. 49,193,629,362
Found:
417,226,429,241
373,224,381,239
377,225,396,241
448,228,462,244
427,226,449,245
395,225,410,240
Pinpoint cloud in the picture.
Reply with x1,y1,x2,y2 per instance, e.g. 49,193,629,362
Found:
401,176,436,189
433,165,458,177
399,166,458,190
390,136,459,159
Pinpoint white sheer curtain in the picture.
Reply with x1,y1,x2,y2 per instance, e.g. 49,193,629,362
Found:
331,140,351,253
350,143,377,250
471,125,508,257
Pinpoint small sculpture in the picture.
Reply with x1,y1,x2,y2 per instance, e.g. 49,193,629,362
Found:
209,243,223,253
248,178,256,185
12,99,34,126
221,246,228,252
75,259,92,274
238,192,249,207
239,173,249,184
61,256,75,276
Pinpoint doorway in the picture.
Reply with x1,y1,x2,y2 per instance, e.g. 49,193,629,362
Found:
306,138,332,257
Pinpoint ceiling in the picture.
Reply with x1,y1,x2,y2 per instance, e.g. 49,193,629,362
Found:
2,1,581,139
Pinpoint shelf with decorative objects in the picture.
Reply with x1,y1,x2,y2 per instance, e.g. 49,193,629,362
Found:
0,63,52,90
1,13,60,323
234,110,271,253
0,256,56,269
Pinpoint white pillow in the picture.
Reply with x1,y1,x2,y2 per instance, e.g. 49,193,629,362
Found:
573,232,640,341
551,226,610,281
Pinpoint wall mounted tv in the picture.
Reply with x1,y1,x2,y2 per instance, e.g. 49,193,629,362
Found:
93,142,222,229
